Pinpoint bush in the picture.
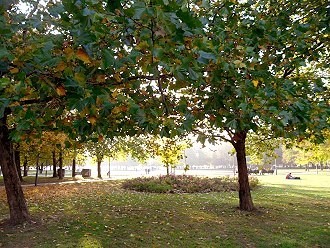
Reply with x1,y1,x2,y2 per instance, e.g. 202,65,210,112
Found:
122,175,259,194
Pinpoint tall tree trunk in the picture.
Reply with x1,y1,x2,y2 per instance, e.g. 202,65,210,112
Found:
72,158,76,178
58,150,64,179
166,164,169,175
232,131,254,211
0,115,30,225
23,155,28,177
97,159,102,179
52,150,57,177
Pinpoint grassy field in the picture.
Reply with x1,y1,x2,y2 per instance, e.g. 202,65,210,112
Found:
0,172,329,248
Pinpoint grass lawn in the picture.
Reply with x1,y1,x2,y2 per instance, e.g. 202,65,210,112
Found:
0,172,329,248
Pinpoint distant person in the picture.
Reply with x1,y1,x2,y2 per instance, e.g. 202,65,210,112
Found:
286,173,300,180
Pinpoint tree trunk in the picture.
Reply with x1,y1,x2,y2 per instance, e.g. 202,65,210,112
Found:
13,145,23,182
58,151,64,179
52,150,57,177
97,160,102,179
34,155,40,186
0,115,30,225
72,158,76,178
166,164,169,175
232,131,254,211
23,156,28,177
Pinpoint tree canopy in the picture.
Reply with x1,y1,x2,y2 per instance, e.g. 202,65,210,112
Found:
0,0,329,224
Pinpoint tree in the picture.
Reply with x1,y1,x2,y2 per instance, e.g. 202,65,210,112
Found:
283,131,330,168
186,0,329,210
85,137,126,178
148,136,191,175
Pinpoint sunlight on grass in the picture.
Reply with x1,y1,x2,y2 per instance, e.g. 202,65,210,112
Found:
0,173,329,247
77,235,103,248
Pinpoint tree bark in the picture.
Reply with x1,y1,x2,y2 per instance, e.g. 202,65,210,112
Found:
232,131,255,211
0,115,30,225
97,159,102,178
72,158,76,178
13,144,23,182
52,150,57,177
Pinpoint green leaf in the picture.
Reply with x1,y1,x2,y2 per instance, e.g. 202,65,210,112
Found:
102,49,115,69
0,98,9,118
188,68,198,80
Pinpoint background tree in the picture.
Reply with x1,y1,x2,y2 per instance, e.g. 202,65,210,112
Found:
148,136,191,175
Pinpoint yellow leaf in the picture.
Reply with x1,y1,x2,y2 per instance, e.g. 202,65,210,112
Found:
76,48,91,64
74,72,86,83
111,90,118,98
111,106,121,114
113,73,121,82
64,47,74,58
55,61,66,72
135,41,149,51
56,86,66,96
88,116,97,125
252,80,259,87
10,67,19,74
96,74,106,83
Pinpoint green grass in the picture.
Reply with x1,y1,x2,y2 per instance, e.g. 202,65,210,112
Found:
0,173,329,248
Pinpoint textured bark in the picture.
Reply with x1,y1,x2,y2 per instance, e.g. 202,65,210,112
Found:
13,145,23,182
232,131,255,211
0,115,30,225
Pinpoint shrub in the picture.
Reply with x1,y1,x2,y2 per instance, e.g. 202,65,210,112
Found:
122,175,260,194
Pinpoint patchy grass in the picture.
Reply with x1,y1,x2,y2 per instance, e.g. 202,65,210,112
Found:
0,174,329,248
122,175,260,193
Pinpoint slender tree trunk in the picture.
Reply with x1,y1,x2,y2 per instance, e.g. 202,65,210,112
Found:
0,115,30,225
52,150,57,177
166,164,169,175
58,151,64,179
232,131,254,211
23,156,28,177
97,159,102,179
34,155,40,186
72,158,76,178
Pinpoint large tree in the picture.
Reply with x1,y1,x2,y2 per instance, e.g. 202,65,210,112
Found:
184,0,329,210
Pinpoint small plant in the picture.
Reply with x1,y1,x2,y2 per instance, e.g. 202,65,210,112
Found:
121,175,259,193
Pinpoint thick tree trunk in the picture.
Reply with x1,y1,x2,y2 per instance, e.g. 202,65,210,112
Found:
232,131,254,211
72,158,76,178
52,150,57,177
0,115,30,225
97,160,102,179
58,151,64,179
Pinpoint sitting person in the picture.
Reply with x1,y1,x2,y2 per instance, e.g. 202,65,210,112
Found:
286,173,301,179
